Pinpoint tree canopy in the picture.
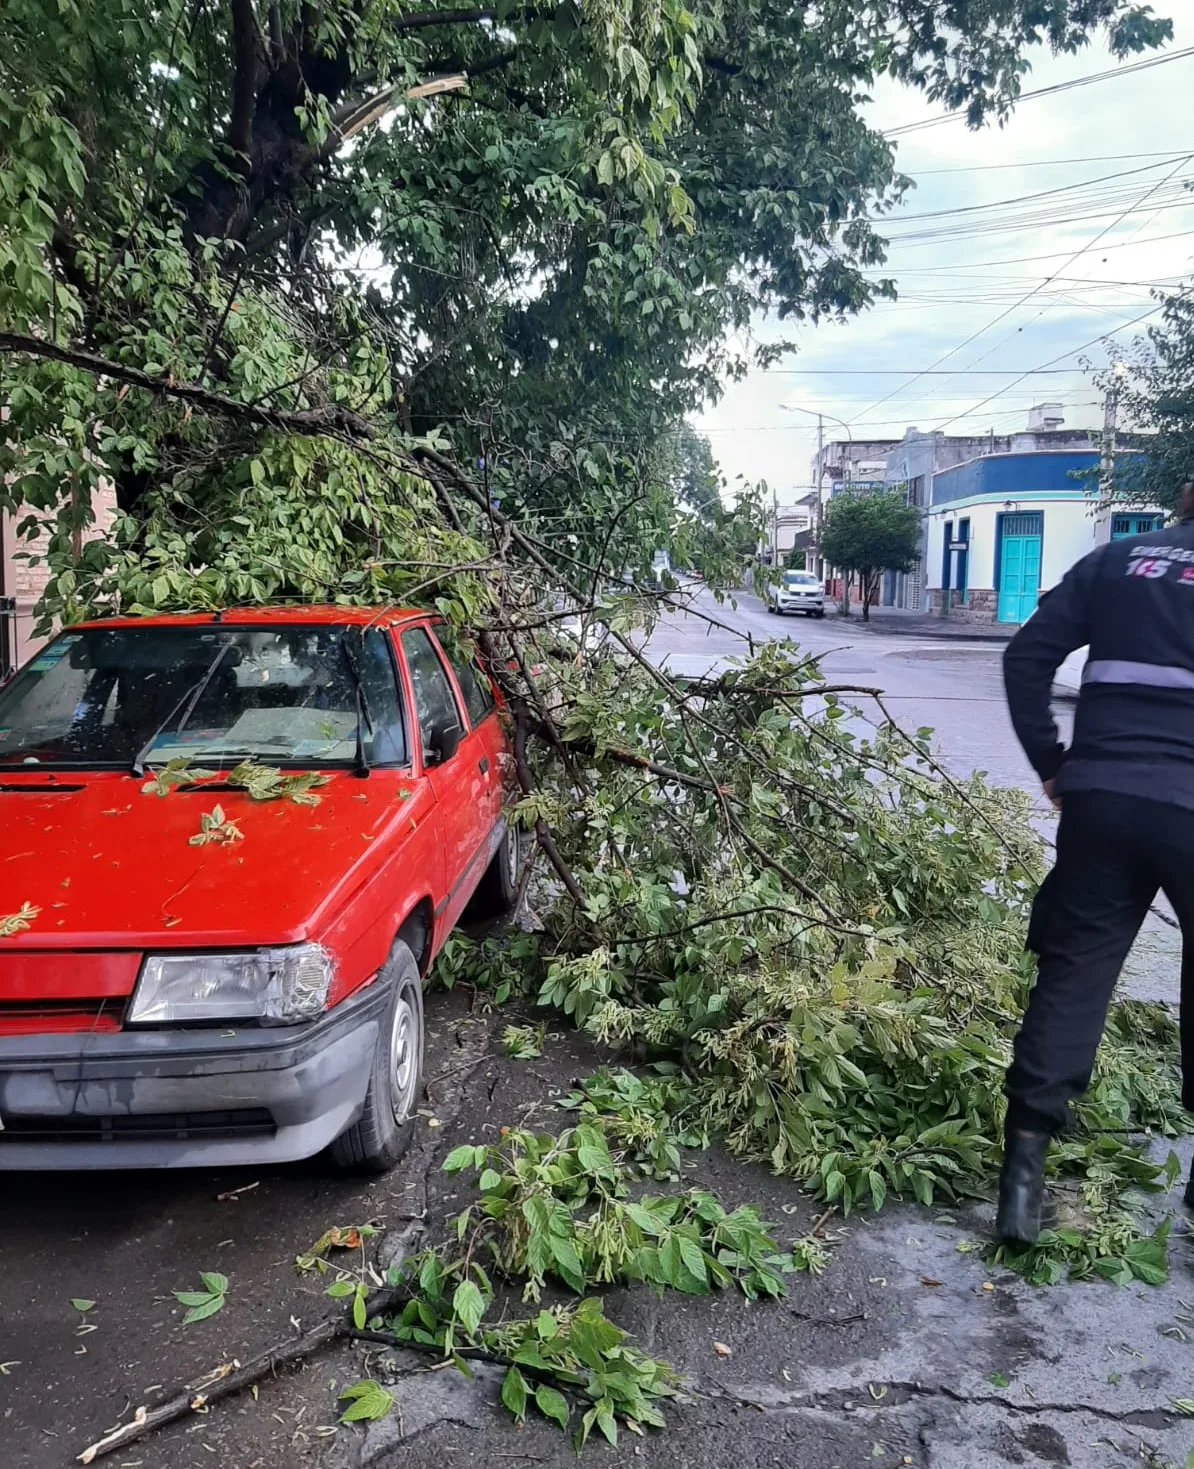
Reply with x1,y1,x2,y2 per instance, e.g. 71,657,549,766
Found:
1098,282,1194,515
819,489,921,619
0,0,1173,625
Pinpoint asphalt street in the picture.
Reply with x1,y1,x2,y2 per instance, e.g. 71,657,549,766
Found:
1,593,1190,1469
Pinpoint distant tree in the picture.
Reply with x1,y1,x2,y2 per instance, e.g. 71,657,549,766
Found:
785,546,808,570
820,492,920,621
1096,284,1194,515
673,429,724,522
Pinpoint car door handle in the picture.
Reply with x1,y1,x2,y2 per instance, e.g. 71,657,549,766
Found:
478,757,489,774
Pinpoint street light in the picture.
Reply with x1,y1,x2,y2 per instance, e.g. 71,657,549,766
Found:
779,402,854,445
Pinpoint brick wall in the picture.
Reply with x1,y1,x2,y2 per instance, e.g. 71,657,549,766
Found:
927,587,1003,625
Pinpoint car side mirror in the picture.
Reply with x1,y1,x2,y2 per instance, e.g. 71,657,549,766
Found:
427,721,462,765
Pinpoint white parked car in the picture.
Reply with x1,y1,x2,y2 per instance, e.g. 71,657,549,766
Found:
768,570,826,618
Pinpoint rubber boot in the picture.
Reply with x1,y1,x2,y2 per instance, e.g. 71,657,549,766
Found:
995,1128,1050,1245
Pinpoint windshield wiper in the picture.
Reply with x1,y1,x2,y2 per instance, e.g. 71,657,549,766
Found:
130,641,233,778
339,634,373,779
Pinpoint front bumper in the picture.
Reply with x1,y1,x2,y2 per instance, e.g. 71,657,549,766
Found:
0,982,386,1170
776,597,824,613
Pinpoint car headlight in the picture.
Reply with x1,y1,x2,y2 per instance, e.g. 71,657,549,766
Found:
128,946,334,1026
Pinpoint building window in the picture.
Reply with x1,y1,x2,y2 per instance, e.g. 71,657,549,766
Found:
1111,514,1163,540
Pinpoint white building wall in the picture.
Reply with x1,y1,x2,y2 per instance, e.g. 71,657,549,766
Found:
925,495,1104,613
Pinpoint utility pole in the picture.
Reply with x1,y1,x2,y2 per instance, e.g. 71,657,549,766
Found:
814,414,823,579
772,484,779,568
1101,371,1119,501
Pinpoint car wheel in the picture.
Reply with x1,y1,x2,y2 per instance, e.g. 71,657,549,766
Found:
815,609,826,619
464,823,521,921
330,941,423,1175
767,602,776,614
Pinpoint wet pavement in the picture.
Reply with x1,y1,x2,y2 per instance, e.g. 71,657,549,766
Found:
1,589,1189,1469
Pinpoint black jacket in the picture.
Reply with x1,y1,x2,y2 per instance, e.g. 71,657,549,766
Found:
1003,520,1194,810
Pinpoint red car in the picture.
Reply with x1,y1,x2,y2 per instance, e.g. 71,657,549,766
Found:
0,608,517,1171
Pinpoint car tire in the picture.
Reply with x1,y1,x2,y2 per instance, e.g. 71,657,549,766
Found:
767,602,776,614
814,609,826,619
330,941,423,1175
464,823,521,921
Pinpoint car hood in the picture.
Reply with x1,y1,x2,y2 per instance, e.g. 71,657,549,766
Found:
0,769,423,949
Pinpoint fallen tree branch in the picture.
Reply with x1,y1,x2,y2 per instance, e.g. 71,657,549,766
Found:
512,703,587,909
77,1313,349,1461
610,904,836,948
0,332,377,441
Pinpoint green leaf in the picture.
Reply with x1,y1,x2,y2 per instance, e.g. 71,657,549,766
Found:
339,1379,394,1424
182,1296,225,1325
534,1384,570,1430
549,1237,588,1294
173,1291,214,1308
677,1237,709,1289
443,1146,477,1173
594,1398,618,1446
71,1299,95,1313
501,1366,529,1422
199,1272,228,1296
352,1286,367,1331
478,1168,502,1191
452,1279,485,1336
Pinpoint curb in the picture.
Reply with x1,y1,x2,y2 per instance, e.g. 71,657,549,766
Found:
826,616,1013,645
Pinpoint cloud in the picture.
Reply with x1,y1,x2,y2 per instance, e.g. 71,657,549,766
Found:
698,18,1194,495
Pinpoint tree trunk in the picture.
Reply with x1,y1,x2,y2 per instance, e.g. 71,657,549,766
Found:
861,569,871,621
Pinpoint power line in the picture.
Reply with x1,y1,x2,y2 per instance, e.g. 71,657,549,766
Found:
748,367,1090,376
868,158,1192,225
883,47,1194,138
846,153,1191,430
697,402,1104,435
876,185,1194,246
933,304,1163,432
872,223,1194,261
912,149,1194,175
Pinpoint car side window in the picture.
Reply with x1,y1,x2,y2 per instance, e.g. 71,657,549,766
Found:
438,634,495,727
359,629,408,766
401,628,463,761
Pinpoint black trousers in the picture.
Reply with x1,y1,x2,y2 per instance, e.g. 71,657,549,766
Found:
1006,790,1194,1134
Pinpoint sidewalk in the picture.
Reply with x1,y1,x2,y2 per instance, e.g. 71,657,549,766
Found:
826,604,1015,643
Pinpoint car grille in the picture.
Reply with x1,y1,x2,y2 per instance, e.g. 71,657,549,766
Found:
0,999,125,1036
1,1109,277,1143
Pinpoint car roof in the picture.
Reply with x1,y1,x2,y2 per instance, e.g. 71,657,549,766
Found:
72,605,426,632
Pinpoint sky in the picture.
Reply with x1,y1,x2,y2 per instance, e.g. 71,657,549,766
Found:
694,1,1194,501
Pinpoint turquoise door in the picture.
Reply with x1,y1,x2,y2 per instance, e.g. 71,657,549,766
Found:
997,513,1043,624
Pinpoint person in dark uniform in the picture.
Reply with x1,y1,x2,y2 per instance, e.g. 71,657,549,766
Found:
999,481,1194,1243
